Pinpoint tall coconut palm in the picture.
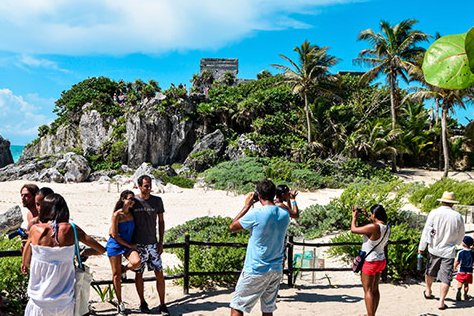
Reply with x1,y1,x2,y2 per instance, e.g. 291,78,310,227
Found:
272,40,338,144
355,19,429,170
405,86,473,177
406,50,474,177
344,118,400,162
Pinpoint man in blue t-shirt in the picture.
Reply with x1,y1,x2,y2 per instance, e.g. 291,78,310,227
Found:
229,179,292,316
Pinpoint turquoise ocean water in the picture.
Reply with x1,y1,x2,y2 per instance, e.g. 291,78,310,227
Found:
10,145,25,163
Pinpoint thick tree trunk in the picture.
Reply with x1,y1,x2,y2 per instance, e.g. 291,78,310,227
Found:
435,98,440,126
304,93,312,143
441,106,449,178
389,72,398,172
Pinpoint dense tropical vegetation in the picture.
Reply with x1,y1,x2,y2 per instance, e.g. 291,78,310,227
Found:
31,19,472,178
10,20,472,293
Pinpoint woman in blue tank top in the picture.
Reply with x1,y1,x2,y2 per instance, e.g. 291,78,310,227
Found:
106,190,141,314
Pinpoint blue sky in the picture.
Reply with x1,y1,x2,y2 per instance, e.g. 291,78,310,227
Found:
0,0,472,145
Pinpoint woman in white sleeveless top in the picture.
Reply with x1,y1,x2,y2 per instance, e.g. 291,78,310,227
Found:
351,204,390,316
21,193,105,316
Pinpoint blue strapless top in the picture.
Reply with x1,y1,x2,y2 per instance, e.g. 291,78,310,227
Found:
106,220,135,257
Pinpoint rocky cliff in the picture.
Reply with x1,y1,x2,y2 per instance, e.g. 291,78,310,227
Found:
126,96,196,168
0,135,13,168
21,96,197,169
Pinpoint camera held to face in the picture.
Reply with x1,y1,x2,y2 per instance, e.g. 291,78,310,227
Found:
252,192,259,202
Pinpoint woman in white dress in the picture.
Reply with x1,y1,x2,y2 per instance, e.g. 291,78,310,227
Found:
21,193,105,316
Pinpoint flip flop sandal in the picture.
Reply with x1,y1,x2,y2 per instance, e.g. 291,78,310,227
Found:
438,304,448,310
423,291,435,300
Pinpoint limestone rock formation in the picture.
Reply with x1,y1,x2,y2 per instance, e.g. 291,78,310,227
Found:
0,152,90,183
0,135,14,168
20,124,80,160
126,99,196,168
0,205,23,234
56,152,91,182
22,96,196,171
79,106,114,155
225,134,259,160
184,129,226,171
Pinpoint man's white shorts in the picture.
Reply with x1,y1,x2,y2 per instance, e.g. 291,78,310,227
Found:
230,270,282,313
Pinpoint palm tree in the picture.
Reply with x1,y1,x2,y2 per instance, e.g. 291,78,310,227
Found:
405,86,473,177
406,51,474,176
344,119,400,162
272,40,338,143
397,101,435,166
355,19,429,170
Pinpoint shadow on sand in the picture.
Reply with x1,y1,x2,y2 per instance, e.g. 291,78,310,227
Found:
278,284,363,304
166,288,234,315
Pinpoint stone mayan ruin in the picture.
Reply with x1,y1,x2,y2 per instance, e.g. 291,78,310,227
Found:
200,58,239,81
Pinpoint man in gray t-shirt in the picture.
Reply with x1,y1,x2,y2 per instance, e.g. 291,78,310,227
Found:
132,175,169,315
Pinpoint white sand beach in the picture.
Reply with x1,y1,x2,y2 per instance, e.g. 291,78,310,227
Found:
1,169,474,315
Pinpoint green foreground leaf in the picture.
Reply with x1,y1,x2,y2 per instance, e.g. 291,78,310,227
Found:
423,33,474,89
466,27,474,73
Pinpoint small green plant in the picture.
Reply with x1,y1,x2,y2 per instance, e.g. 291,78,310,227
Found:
164,216,249,288
0,235,28,315
91,284,115,303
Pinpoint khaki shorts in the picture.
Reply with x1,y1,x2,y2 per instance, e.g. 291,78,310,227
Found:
230,270,282,314
426,253,454,285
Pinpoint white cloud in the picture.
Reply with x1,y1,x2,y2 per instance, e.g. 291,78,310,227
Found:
0,0,354,55
19,54,69,73
0,89,54,144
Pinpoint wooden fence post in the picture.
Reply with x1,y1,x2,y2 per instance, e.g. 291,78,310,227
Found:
183,234,190,295
287,236,294,288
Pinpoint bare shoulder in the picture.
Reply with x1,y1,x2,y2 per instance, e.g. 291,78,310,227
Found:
276,202,289,210
112,209,125,220
29,223,48,240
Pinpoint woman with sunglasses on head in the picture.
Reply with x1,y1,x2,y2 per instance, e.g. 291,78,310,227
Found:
275,184,300,219
106,190,141,315
351,204,390,316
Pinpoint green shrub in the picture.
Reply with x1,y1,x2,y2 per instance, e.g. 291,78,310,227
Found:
164,216,249,288
326,224,421,280
152,170,196,189
302,158,394,189
187,149,220,172
331,179,411,225
288,204,347,239
204,157,396,194
263,157,298,182
203,157,267,193
87,154,122,172
166,176,195,189
290,169,326,190
290,179,415,240
0,236,28,315
339,159,393,182
409,178,474,212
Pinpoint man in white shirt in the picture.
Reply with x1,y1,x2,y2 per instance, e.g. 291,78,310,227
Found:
418,191,465,310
